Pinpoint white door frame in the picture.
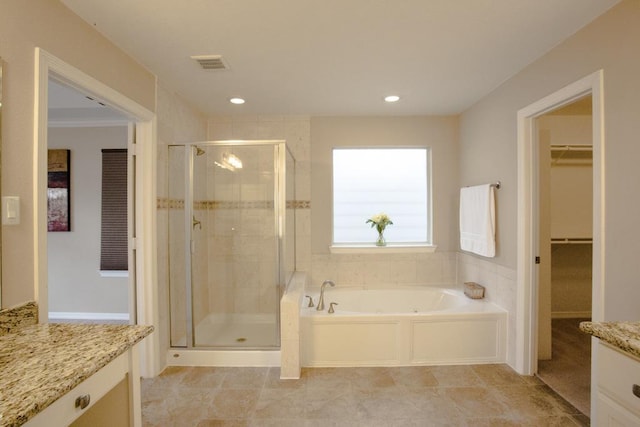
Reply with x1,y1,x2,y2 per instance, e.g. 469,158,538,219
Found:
515,70,605,375
34,48,160,377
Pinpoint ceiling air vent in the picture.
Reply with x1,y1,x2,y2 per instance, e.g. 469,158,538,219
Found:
191,55,229,70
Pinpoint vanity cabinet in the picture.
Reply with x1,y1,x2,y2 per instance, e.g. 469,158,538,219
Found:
23,346,140,427
596,342,640,426
0,322,152,427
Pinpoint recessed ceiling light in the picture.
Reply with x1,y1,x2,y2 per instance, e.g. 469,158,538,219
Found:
384,95,400,103
230,97,245,105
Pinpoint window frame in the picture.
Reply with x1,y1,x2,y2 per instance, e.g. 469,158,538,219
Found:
330,146,435,252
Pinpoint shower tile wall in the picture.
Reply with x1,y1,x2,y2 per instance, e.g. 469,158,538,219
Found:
309,252,457,288
208,115,313,280
201,145,279,319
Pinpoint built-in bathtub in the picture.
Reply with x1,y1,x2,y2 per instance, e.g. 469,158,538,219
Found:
301,286,507,367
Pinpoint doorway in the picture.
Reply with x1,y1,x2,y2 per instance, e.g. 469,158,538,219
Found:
535,96,593,415
46,78,133,323
35,48,160,376
515,70,604,420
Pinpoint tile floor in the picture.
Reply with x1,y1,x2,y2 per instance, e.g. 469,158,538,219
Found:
141,364,590,426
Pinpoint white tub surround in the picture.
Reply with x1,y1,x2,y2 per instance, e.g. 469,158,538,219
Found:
457,252,517,366
280,272,307,379
301,286,507,367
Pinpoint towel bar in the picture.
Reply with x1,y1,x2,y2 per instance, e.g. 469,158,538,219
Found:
465,181,501,189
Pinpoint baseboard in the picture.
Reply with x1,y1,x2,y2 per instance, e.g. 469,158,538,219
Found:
48,311,130,321
551,311,592,319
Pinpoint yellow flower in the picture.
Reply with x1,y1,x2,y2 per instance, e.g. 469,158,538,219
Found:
366,213,393,234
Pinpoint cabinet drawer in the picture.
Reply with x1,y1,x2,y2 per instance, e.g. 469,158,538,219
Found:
598,342,640,417
24,351,129,426
597,393,640,427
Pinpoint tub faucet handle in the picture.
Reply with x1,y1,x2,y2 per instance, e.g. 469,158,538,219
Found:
305,295,315,307
328,302,338,314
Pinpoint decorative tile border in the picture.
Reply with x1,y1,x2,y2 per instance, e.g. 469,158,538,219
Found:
158,198,310,210
287,200,311,209
157,198,184,210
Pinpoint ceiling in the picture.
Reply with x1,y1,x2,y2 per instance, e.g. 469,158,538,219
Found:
59,0,619,116
48,79,129,126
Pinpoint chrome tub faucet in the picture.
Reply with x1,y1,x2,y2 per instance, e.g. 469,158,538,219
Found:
317,280,335,311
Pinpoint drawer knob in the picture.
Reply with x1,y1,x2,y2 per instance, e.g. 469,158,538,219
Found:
633,384,640,399
75,394,91,410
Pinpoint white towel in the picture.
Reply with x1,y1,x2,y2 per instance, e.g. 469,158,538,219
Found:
460,184,496,257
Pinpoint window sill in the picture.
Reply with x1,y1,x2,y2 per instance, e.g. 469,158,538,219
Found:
99,270,129,278
329,244,437,254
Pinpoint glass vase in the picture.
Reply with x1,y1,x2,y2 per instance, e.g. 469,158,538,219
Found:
376,231,386,246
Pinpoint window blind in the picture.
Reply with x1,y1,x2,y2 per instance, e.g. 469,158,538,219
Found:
100,149,128,271
333,148,430,244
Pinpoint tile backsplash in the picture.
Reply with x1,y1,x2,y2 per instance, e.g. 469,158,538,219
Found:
310,251,457,289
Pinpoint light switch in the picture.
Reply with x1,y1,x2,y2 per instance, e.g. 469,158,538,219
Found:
2,196,20,225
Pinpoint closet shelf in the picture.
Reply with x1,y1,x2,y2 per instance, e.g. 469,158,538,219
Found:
551,144,592,165
551,237,593,244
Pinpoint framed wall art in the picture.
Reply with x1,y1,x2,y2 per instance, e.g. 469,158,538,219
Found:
48,149,71,231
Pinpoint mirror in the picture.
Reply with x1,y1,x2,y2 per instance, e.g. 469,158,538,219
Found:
0,58,3,307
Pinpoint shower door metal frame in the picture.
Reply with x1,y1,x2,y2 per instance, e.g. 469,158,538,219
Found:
181,140,288,350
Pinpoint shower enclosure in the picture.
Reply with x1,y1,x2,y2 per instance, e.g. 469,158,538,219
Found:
168,140,295,351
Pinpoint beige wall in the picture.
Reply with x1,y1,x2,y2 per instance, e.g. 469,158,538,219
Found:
308,116,460,289
48,126,129,316
311,116,460,254
459,0,640,320
0,0,155,307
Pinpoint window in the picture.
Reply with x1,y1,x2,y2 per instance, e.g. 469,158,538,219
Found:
332,148,430,245
100,149,128,271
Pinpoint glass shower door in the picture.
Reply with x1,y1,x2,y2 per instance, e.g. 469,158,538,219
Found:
190,143,280,348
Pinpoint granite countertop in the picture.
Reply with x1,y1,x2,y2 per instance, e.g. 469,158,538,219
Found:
0,323,153,427
580,320,640,359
